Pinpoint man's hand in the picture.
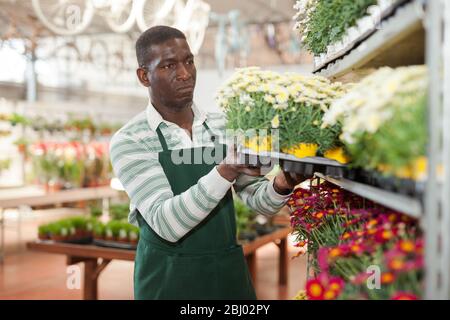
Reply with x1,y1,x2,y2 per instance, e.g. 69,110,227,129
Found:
217,163,261,182
273,170,312,195
217,144,262,182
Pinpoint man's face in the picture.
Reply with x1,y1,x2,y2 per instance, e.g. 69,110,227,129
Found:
139,38,196,110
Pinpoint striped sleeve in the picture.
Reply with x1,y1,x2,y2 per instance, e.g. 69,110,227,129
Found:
233,175,289,216
206,111,289,215
109,132,233,243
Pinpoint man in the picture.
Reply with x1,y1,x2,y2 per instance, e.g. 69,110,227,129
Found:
110,26,307,300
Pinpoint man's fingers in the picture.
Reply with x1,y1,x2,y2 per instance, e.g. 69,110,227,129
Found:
238,167,262,176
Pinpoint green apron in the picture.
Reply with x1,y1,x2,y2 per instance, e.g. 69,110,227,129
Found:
134,123,256,300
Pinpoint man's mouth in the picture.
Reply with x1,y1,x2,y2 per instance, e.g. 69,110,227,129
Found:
177,85,194,92
176,86,194,96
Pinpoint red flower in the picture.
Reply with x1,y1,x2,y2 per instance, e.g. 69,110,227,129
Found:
328,277,345,294
415,238,424,254
391,292,418,300
306,279,325,300
375,228,395,243
306,275,345,300
323,289,338,300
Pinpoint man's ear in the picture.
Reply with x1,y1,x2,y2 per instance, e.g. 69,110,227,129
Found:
136,68,151,87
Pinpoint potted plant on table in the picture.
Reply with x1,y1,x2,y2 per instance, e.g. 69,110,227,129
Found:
93,222,105,241
129,225,139,245
38,225,51,240
234,198,257,242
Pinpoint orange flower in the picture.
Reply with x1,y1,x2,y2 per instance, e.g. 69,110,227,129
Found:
397,240,415,253
341,232,351,240
329,247,343,258
350,244,364,254
314,211,324,219
388,258,406,271
388,213,399,223
381,272,395,284
367,219,378,229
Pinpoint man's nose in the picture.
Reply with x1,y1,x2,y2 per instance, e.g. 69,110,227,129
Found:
176,64,191,81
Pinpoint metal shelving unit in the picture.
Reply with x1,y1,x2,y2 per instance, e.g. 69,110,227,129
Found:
314,173,422,219
314,0,425,81
309,0,449,299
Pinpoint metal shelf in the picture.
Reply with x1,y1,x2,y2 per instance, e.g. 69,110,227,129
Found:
314,0,425,81
315,172,423,219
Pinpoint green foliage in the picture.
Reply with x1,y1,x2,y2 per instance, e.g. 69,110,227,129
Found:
0,158,11,173
280,102,343,153
59,159,85,188
9,113,29,126
38,224,50,236
89,205,103,218
105,220,123,237
93,223,105,237
68,216,87,230
109,203,130,221
39,216,95,237
304,0,376,55
234,198,256,236
219,68,347,153
347,94,426,171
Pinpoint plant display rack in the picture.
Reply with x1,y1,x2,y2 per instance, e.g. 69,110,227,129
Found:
308,0,449,300
314,0,426,81
236,0,448,300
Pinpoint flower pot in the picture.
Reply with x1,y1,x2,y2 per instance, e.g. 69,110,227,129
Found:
38,233,49,241
17,144,26,153
74,229,85,238
94,234,104,241
51,234,66,242
324,147,350,164
282,143,318,158
244,136,272,152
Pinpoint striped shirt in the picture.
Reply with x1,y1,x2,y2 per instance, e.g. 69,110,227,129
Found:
109,103,289,243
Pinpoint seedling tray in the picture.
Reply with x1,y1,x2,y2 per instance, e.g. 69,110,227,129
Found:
93,239,137,250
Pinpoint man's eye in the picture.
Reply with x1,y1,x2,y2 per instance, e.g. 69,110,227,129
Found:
163,63,175,69
186,60,194,65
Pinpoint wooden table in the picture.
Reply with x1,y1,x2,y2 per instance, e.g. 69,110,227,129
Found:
27,226,292,300
0,186,123,262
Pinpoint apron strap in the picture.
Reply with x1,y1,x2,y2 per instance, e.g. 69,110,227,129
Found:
156,126,169,151
156,121,217,152
203,122,217,143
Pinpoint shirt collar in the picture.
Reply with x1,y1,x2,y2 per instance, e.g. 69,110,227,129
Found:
146,101,207,132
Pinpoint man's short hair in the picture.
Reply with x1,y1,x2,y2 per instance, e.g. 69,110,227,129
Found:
135,25,187,67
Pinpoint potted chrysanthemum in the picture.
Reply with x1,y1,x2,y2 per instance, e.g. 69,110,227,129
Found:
217,67,349,161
